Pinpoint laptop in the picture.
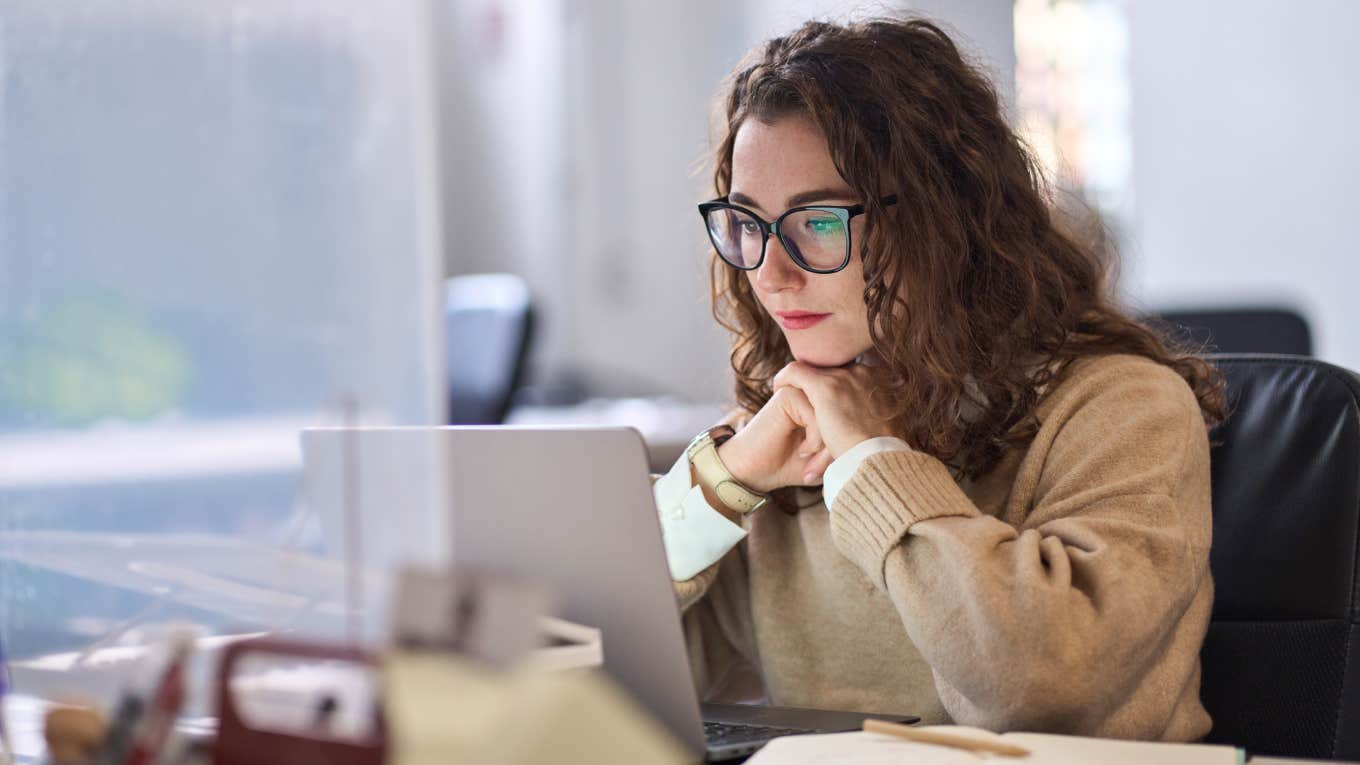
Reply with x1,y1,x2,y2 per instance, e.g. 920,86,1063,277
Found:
301,426,919,760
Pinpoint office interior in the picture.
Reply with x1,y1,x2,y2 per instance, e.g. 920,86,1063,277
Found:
1,0,1358,763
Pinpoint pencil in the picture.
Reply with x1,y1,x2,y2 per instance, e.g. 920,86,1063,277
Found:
862,719,1032,757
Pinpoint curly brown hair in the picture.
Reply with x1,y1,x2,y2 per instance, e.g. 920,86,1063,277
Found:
708,16,1225,480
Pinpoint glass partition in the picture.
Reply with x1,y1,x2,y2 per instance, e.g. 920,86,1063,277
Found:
0,0,444,715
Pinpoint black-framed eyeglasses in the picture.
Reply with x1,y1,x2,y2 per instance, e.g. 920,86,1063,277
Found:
697,195,897,274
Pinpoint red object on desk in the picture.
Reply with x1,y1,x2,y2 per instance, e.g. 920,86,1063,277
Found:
212,637,386,765
122,640,187,765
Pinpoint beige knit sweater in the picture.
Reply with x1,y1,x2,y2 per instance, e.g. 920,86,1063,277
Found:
676,353,1214,741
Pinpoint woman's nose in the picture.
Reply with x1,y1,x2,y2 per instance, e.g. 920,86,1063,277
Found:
753,235,806,293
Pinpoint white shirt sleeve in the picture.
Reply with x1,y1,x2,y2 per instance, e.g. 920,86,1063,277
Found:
822,436,914,512
652,452,749,581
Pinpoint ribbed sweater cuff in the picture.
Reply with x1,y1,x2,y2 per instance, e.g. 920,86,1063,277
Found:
830,450,980,589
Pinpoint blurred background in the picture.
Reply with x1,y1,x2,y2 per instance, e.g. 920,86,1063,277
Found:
0,0,1356,716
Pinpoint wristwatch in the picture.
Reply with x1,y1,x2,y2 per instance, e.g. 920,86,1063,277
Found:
685,425,770,515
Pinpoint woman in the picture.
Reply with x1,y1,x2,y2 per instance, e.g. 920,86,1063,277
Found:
651,17,1226,741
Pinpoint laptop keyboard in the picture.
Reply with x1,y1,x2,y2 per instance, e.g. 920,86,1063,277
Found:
703,720,813,746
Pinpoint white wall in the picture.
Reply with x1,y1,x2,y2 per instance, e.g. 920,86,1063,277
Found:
434,0,576,387
746,0,1014,105
1127,0,1360,367
908,0,1015,114
557,0,747,402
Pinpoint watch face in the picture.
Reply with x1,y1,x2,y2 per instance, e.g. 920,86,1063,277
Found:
692,426,728,451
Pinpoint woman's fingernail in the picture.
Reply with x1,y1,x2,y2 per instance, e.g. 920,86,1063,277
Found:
803,472,816,484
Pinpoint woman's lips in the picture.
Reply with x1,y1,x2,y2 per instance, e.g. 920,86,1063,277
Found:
776,311,831,330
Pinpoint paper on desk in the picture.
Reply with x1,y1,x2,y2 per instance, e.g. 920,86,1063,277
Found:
748,728,1242,765
749,731,972,764
383,651,688,765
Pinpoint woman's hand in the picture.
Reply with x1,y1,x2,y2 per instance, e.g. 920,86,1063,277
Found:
772,360,896,459
716,386,835,492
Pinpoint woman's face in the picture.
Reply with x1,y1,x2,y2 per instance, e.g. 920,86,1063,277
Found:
729,116,874,368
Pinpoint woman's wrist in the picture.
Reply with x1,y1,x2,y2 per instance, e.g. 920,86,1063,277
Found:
715,436,773,494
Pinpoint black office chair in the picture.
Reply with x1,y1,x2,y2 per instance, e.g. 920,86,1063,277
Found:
1150,308,1313,356
1201,354,1360,759
444,273,534,425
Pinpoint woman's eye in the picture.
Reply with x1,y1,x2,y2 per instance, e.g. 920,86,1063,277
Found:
739,221,762,236
805,217,845,235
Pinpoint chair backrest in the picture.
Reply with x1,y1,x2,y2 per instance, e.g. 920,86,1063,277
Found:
1153,308,1312,356
1202,354,1360,758
444,273,534,425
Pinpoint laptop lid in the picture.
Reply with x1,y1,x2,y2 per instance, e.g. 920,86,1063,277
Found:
301,425,707,758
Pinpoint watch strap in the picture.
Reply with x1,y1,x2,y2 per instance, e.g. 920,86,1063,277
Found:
687,426,769,515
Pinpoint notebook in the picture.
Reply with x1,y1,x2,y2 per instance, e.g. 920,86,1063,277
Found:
747,726,1245,764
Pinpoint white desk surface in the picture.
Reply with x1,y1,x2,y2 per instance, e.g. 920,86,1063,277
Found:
1245,751,1354,756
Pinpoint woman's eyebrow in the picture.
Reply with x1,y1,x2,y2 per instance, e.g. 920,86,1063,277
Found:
728,188,858,211
785,187,858,207
727,191,765,210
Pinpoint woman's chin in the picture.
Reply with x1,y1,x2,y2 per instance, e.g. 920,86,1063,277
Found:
790,344,865,369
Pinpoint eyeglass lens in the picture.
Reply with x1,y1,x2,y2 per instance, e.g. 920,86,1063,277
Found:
705,207,848,271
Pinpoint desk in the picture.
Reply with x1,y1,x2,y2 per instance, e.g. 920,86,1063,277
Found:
1250,759,1360,764
9,694,1359,765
